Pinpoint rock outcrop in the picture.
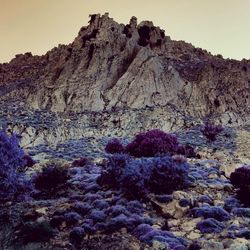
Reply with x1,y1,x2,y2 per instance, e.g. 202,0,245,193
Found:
0,13,250,120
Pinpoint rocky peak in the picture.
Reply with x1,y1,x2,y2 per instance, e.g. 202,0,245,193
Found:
73,13,125,49
129,16,137,29
137,20,165,48
0,13,249,123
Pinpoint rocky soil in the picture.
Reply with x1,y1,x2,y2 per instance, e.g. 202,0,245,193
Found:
1,126,250,250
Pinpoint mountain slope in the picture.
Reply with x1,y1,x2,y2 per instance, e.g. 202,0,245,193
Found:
0,13,250,120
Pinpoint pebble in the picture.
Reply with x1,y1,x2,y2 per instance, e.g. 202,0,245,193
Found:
180,218,202,232
187,231,201,240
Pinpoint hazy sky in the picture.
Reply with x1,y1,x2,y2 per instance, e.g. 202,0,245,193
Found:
1,0,250,63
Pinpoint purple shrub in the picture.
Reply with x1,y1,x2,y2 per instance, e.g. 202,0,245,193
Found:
132,224,153,238
224,197,240,212
232,208,250,218
72,202,92,216
114,197,127,206
97,153,131,188
94,222,108,231
135,215,154,226
230,166,250,188
105,138,125,154
82,219,94,226
197,195,214,205
179,198,190,207
148,156,190,195
89,209,106,222
98,154,190,199
121,158,153,198
69,227,85,245
230,166,250,206
236,229,250,239
82,222,95,234
106,214,129,232
125,129,179,157
64,212,82,226
190,206,230,221
83,193,103,203
201,121,223,142
196,218,225,233
106,205,130,217
0,130,31,201
155,194,173,203
33,164,69,192
92,199,109,210
126,200,144,213
134,226,187,249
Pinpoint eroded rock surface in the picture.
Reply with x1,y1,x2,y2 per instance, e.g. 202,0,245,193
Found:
0,13,250,118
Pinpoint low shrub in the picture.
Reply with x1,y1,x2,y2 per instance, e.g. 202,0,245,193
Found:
236,229,250,239
64,212,82,226
179,198,190,207
33,163,69,192
69,227,85,245
155,194,173,203
196,218,225,233
147,157,190,195
132,224,187,248
201,121,223,142
224,197,240,212
230,166,250,206
105,138,125,154
190,206,230,221
72,202,92,216
197,195,214,205
125,129,179,157
89,209,106,222
107,214,130,232
97,154,190,199
232,208,250,218
97,154,131,188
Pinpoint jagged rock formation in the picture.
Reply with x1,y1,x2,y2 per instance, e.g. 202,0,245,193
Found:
1,13,250,120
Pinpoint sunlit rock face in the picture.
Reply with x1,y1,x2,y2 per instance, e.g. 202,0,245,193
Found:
0,13,249,118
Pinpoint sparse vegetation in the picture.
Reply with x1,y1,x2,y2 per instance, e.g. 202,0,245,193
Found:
105,138,125,154
98,153,190,199
201,121,223,142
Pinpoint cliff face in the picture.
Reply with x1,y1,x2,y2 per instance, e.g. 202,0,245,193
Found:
0,13,250,119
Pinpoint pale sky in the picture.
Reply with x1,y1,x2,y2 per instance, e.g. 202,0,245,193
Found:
1,0,250,63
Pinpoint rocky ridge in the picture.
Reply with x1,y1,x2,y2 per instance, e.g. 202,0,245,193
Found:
0,13,250,118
